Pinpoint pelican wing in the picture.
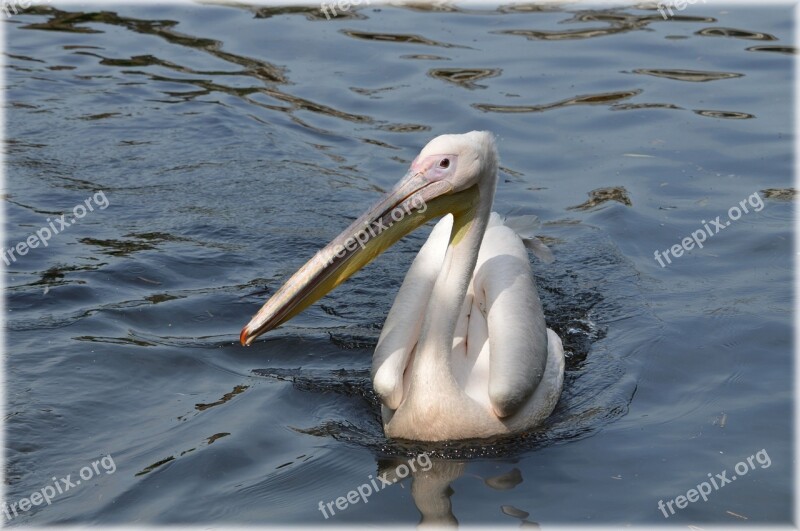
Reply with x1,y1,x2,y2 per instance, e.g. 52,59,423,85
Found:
475,215,549,418
372,215,453,409
504,214,554,263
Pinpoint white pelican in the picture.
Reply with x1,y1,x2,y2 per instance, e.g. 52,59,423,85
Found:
241,131,565,441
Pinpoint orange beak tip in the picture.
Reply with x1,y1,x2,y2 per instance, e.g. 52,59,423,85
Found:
239,328,250,346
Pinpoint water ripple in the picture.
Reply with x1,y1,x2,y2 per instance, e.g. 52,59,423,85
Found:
474,89,642,113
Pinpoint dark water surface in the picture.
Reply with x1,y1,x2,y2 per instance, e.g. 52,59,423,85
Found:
4,1,794,526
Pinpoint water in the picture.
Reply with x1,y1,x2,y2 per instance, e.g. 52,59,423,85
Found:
4,1,793,525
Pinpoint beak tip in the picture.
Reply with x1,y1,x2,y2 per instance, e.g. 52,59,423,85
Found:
239,327,251,346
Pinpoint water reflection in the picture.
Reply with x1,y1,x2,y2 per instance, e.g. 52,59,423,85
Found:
474,90,642,114
695,26,778,40
378,456,539,527
631,68,743,82
250,4,366,21
693,109,755,120
428,68,501,90
494,9,715,41
760,188,797,201
746,45,797,54
21,6,287,82
12,3,772,132
567,186,633,211
341,29,464,48
16,5,407,131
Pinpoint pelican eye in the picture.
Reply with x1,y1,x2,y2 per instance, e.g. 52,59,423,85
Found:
438,158,450,169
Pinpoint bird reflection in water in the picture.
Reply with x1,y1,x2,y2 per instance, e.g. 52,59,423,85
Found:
377,456,540,527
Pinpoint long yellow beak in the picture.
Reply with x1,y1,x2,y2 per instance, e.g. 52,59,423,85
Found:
240,171,478,346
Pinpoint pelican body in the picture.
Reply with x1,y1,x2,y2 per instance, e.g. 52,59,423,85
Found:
241,131,564,441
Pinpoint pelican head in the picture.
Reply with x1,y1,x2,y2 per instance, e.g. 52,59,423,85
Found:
240,131,498,345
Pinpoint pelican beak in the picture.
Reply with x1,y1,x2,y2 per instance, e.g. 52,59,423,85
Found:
240,170,478,346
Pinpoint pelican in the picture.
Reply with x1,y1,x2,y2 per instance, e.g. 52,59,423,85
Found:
240,131,564,441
